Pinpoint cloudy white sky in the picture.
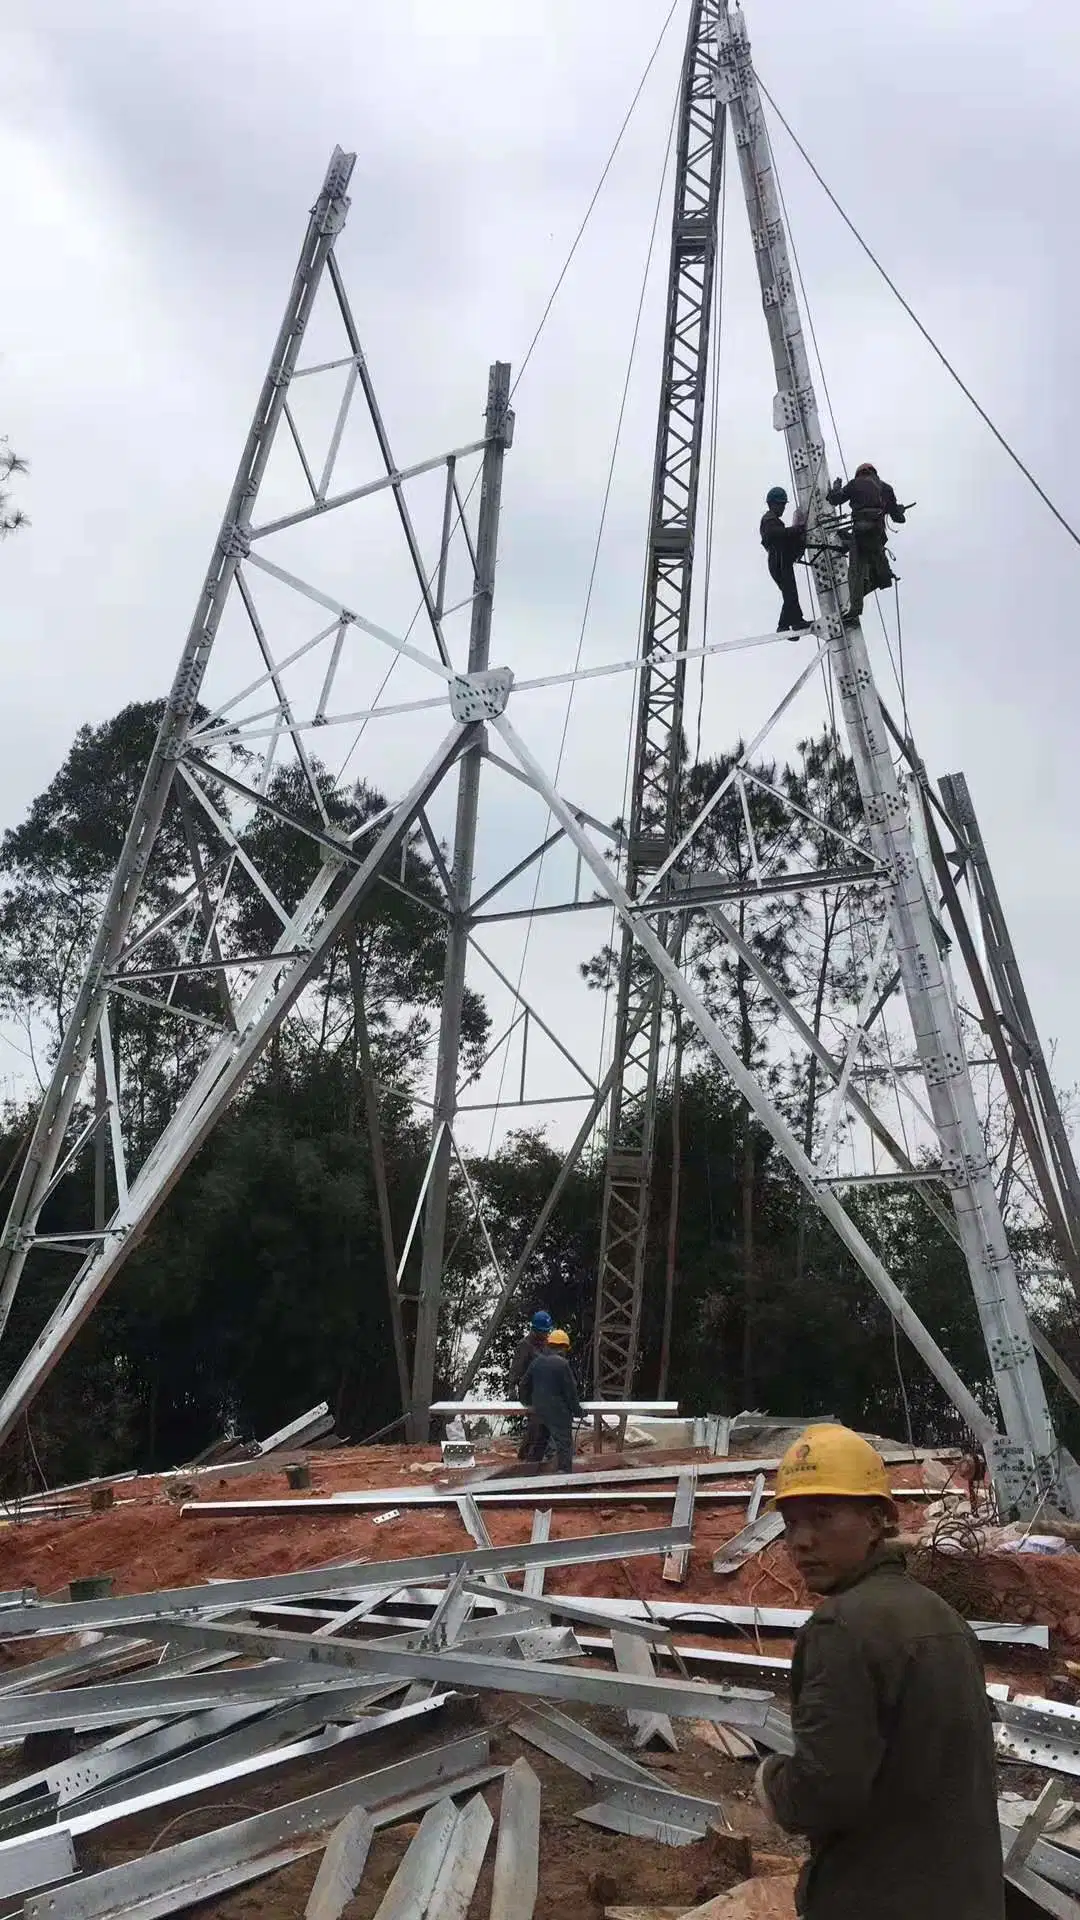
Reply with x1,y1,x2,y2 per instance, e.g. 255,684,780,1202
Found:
3,0,1080,1157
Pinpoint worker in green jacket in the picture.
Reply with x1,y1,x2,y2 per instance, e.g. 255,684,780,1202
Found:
756,1424,1004,1920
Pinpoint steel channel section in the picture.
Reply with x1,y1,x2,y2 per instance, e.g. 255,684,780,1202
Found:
716,3,1067,1513
15,1739,495,1920
410,363,513,1442
594,0,726,1397
122,1617,773,1728
0,1523,691,1640
0,721,476,1447
0,149,356,1346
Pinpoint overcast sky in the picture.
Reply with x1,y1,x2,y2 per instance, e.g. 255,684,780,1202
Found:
3,0,1080,1169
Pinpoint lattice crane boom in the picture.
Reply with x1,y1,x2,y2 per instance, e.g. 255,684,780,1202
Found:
592,0,726,1398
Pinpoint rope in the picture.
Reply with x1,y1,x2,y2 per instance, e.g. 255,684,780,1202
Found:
333,0,682,782
478,75,682,1161
511,1,681,400
758,73,1080,556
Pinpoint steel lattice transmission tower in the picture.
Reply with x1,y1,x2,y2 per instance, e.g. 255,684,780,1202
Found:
0,7,1075,1518
587,0,1078,1512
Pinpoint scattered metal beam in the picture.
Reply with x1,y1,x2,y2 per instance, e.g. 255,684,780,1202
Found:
0,1523,693,1641
488,1758,540,1920
662,1471,696,1584
611,1630,678,1753
128,1616,772,1729
19,1744,501,1920
305,1807,375,1920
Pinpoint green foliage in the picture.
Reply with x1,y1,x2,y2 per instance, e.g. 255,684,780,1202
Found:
0,708,1059,1484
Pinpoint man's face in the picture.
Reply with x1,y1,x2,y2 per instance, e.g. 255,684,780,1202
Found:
779,1497,885,1593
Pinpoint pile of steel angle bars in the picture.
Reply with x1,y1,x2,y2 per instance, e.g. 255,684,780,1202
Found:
0,1519,782,1916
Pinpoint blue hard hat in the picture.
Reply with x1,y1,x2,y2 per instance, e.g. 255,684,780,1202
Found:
531,1310,554,1333
766,486,788,508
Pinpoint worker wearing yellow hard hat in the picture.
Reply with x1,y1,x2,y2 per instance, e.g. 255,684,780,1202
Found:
753,1424,1004,1920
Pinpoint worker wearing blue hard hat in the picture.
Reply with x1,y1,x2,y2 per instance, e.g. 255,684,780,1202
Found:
506,1310,553,1462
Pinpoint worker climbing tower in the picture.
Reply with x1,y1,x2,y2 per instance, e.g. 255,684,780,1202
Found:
715,0,1072,1510
588,0,1076,1512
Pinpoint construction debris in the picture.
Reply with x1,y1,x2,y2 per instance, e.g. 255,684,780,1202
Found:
0,1423,1072,1916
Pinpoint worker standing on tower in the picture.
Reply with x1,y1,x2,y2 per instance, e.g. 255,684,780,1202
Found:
518,1328,584,1474
754,1424,1003,1920
759,486,812,633
826,463,907,622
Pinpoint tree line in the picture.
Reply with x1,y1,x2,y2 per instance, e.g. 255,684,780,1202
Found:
0,700,1075,1488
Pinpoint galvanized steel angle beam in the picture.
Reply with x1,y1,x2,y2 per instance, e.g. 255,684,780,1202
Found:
509,1707,658,1787
574,1799,700,1847
1000,1822,1080,1899
304,1806,375,1920
1006,1861,1080,1920
372,1790,493,1920
589,1774,727,1835
17,1738,497,1920
67,1684,416,1819
0,1667,363,1738
711,1507,784,1575
457,1578,670,1643
0,1703,265,1824
488,1758,541,1920
130,1615,772,1728
662,1469,696,1583
0,1826,76,1903
0,1523,690,1641
610,1629,678,1753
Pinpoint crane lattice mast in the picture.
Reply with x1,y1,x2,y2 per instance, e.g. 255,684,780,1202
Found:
592,0,726,1398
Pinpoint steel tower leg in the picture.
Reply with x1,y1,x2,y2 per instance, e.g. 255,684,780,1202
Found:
940,771,1080,1258
409,364,514,1440
0,147,356,1342
593,0,726,1398
718,2,1073,1511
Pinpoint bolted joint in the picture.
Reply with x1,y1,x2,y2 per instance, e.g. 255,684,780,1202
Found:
921,1048,966,1087
988,1332,1034,1373
448,667,514,723
223,525,251,563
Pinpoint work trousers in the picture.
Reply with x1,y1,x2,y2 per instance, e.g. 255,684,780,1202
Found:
847,534,892,617
517,1410,550,1463
526,1419,574,1474
768,552,806,630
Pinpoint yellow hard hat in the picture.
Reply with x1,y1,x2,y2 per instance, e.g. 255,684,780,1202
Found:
547,1328,571,1349
774,1424,891,1503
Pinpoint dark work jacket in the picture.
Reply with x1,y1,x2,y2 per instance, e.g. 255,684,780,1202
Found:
825,472,904,539
519,1351,584,1430
759,509,806,562
762,1548,1004,1920
506,1333,547,1397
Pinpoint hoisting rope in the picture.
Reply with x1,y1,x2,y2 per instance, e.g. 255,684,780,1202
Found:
758,74,1080,557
